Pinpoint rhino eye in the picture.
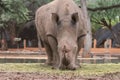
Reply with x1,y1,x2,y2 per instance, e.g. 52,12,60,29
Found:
57,21,61,25
57,21,62,29
71,20,76,25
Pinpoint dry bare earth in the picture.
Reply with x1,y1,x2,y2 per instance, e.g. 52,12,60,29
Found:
0,72,119,80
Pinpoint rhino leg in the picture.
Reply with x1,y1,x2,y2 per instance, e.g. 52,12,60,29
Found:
73,36,85,68
47,37,60,68
65,47,82,70
44,42,53,66
67,54,80,70
75,52,80,67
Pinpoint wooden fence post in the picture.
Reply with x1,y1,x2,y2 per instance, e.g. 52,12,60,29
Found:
104,39,112,63
93,39,97,48
24,39,26,49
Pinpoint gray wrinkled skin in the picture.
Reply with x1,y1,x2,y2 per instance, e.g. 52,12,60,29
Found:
35,0,87,70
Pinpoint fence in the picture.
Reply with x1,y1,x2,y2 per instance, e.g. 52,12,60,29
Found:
0,39,120,63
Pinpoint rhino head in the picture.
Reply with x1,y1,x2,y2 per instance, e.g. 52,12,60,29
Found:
51,13,86,70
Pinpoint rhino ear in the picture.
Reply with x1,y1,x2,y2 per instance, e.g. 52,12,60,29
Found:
52,13,59,24
71,13,79,24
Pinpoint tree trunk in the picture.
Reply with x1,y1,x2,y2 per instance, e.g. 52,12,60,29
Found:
1,31,8,51
7,20,16,47
80,0,92,56
1,39,8,50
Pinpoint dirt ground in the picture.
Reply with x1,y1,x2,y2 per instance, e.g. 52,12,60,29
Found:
0,72,119,80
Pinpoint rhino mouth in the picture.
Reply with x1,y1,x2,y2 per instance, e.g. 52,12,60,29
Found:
62,57,70,66
62,53,70,66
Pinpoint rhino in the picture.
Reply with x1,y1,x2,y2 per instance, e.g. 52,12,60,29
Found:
35,0,89,70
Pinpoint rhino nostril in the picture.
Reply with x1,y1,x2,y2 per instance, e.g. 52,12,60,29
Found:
62,50,69,53
62,48,70,53
62,45,70,53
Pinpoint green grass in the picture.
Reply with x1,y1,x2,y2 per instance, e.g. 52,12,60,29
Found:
0,63,120,76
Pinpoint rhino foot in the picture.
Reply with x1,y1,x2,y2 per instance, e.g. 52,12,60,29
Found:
75,62,81,68
67,64,80,70
59,65,67,70
51,64,61,70
45,60,53,66
52,63,67,70
52,64,80,70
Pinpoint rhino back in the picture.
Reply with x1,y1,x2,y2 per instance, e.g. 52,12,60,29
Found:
35,0,86,41
35,0,57,41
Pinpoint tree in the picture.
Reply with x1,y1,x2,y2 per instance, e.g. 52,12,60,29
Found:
88,0,120,45
77,0,120,47
24,0,53,19
80,0,92,56
24,0,53,49
0,0,53,49
0,0,29,49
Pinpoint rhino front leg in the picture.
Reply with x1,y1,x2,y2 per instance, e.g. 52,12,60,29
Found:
44,42,53,66
47,36,60,68
67,54,80,70
75,50,81,67
74,36,85,67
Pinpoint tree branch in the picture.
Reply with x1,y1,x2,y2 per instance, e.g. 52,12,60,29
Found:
79,4,120,12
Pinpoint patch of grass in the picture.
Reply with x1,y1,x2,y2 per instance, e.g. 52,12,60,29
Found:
0,63,120,76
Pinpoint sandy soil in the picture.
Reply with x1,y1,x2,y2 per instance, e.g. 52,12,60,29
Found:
0,72,119,80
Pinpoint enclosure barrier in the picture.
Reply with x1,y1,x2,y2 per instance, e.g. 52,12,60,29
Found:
0,39,119,63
